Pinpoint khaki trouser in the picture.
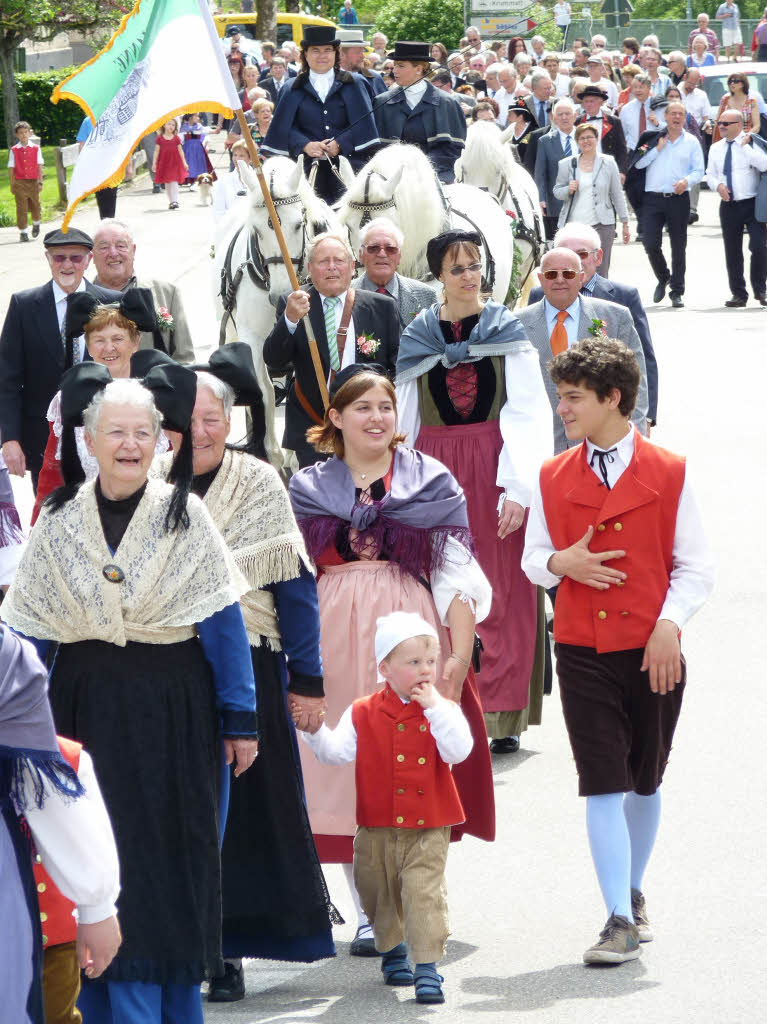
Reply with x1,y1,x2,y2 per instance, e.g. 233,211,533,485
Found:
353,825,451,964
42,941,82,1024
13,178,41,230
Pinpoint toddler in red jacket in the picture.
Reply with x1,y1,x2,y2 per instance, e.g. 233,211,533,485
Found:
300,611,473,1005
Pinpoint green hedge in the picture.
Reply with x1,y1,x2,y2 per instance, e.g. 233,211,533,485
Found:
0,67,86,145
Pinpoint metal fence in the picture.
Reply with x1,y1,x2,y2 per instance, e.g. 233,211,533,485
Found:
564,17,760,52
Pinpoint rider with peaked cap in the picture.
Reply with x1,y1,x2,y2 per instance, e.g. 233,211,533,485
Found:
373,41,467,184
261,25,379,204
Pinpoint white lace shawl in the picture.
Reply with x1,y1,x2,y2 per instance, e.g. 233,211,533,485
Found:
153,448,313,647
46,391,170,481
3,477,249,646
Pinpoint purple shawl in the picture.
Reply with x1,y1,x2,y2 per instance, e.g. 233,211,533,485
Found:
0,459,23,550
288,445,473,580
0,626,83,810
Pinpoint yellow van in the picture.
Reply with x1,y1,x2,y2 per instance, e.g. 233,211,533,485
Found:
213,12,337,49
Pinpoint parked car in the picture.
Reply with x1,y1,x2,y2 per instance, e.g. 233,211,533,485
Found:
698,62,767,106
214,12,337,51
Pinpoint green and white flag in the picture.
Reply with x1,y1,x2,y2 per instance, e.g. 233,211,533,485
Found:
52,0,240,229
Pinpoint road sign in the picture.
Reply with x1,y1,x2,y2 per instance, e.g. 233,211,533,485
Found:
476,16,538,35
600,0,633,27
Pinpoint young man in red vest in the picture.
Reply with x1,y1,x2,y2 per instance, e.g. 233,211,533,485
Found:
8,121,44,243
522,337,713,965
299,611,473,1004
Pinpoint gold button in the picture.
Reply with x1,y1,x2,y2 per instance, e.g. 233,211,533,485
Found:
396,816,404,824
620,611,629,617
597,610,607,620
616,580,625,587
35,855,42,864
418,757,426,765
417,819,425,826
419,724,427,732
597,523,606,532
614,522,623,531
397,723,405,732
418,789,424,795
42,935,48,946
396,754,405,762
40,912,48,923
397,787,405,794
37,882,46,894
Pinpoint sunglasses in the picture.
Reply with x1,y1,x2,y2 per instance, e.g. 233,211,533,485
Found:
542,269,579,280
717,119,740,126
364,243,399,255
50,253,87,264
573,248,598,260
447,262,482,277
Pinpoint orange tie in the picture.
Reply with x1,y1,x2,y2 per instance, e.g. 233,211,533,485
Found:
550,310,569,355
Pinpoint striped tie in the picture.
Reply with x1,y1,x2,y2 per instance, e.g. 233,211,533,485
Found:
324,296,341,370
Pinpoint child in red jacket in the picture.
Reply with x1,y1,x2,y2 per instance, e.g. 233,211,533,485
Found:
299,611,473,1005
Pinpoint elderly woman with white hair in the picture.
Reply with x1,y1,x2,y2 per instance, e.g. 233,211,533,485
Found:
152,344,337,1001
3,364,258,1024
351,217,439,330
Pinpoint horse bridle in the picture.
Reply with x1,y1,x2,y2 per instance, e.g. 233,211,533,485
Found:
345,169,396,227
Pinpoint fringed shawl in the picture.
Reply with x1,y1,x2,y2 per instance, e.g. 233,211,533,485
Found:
155,449,312,647
0,626,84,811
288,445,473,581
0,456,23,552
2,478,248,648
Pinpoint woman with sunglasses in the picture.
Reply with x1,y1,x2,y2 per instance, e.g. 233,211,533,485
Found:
396,230,552,756
712,72,760,143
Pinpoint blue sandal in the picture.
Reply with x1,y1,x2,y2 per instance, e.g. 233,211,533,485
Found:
381,944,414,986
414,964,445,1004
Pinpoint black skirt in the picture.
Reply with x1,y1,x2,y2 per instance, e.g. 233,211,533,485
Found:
50,638,222,985
220,643,337,961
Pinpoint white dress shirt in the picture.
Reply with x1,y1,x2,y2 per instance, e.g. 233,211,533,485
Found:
405,78,429,109
301,689,474,767
521,424,714,630
637,129,705,192
682,86,712,126
309,68,335,102
285,290,357,380
706,132,767,200
557,128,576,154
396,346,553,508
620,98,665,151
52,278,87,360
22,749,121,924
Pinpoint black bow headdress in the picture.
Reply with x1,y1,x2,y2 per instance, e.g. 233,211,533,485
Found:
192,343,268,462
64,287,166,370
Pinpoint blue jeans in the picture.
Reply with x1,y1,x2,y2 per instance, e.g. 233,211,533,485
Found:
77,978,204,1024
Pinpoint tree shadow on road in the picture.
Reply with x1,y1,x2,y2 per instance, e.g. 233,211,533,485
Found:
459,959,658,1013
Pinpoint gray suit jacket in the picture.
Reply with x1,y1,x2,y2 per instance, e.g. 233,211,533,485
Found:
516,295,648,453
352,272,438,333
534,128,574,215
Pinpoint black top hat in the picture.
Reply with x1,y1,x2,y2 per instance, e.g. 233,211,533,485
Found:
580,84,608,101
44,227,93,249
387,41,431,63
302,26,339,48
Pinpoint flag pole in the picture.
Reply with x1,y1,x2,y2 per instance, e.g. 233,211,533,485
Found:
234,108,330,412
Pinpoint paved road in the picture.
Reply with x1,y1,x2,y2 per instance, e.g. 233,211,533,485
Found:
1,170,764,1023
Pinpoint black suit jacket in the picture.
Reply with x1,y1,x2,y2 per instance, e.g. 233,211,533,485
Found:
261,76,289,105
0,279,121,471
524,95,552,130
263,287,400,451
523,124,550,175
529,275,659,422
576,112,629,174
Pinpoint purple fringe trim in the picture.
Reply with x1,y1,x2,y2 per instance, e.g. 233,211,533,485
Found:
297,513,475,581
0,502,23,547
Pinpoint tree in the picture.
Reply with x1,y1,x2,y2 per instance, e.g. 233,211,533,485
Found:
256,0,277,41
0,1,122,147
374,0,465,53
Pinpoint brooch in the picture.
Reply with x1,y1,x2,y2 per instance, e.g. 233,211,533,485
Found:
102,564,125,584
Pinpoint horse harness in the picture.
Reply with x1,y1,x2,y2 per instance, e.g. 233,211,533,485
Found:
218,191,307,346
345,169,396,228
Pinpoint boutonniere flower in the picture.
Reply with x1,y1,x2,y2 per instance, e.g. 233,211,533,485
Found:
588,317,607,338
157,306,175,332
357,332,381,356
638,144,649,155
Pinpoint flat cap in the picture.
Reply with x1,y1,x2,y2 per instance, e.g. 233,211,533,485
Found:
43,227,93,249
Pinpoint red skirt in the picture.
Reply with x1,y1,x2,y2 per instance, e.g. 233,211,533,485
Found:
417,419,538,713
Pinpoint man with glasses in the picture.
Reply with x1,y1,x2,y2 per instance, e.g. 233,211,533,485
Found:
0,228,120,491
264,233,400,466
706,109,767,307
529,223,658,428
352,218,437,331
517,247,648,453
91,218,194,362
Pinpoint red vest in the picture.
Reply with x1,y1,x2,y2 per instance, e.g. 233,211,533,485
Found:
33,737,81,949
12,143,40,180
352,685,465,830
540,433,685,653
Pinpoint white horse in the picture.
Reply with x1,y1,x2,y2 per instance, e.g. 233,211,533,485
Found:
213,157,341,469
336,145,515,305
454,121,545,305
